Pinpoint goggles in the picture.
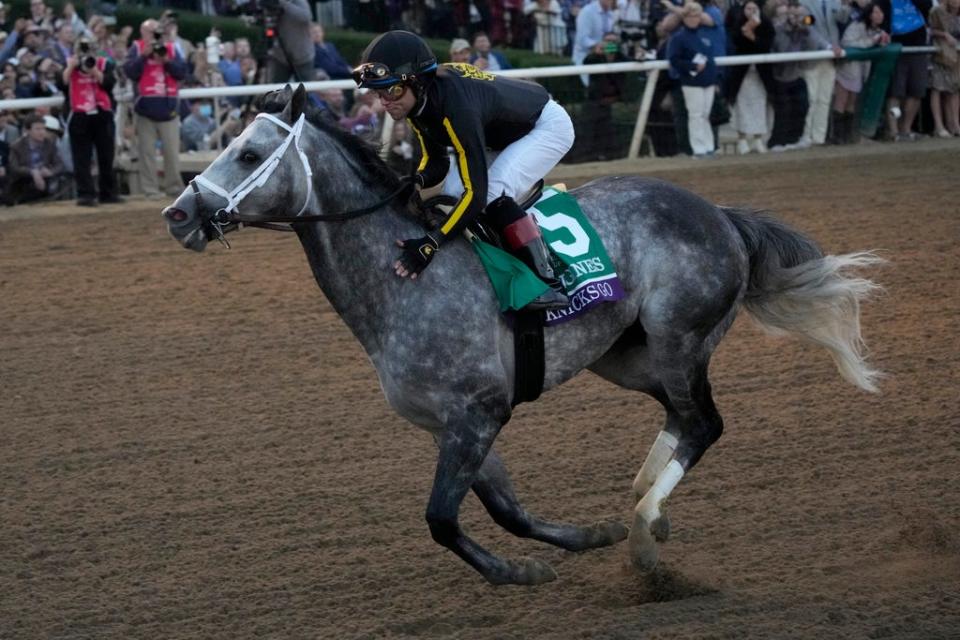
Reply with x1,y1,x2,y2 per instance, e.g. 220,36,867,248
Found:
352,62,400,87
375,84,407,102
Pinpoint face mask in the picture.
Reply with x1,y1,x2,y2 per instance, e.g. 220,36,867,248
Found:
199,104,212,118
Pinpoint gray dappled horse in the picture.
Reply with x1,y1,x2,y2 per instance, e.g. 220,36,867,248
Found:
164,85,882,585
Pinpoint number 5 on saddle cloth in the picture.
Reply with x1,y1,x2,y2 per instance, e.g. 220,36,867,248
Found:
467,185,625,325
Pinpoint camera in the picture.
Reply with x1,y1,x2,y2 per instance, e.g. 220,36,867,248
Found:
78,41,96,69
152,30,167,56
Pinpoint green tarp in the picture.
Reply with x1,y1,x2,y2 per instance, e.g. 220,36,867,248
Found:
844,43,903,138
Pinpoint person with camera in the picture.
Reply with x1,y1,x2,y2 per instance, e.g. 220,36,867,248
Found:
63,35,122,206
262,0,314,84
582,32,629,160
123,18,187,199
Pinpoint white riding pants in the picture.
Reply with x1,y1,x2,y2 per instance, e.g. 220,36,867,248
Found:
440,99,575,203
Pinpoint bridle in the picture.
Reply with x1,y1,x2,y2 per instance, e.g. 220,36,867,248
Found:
190,111,412,248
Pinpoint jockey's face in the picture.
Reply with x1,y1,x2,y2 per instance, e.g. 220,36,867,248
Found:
379,85,417,121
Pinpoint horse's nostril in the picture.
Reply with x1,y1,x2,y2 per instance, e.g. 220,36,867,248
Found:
166,208,189,222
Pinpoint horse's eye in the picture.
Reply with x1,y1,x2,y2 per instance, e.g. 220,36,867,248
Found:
240,151,259,164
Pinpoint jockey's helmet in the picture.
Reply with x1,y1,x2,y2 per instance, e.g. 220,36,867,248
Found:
353,31,438,96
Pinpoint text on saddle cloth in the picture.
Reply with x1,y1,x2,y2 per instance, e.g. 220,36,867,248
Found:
472,186,625,324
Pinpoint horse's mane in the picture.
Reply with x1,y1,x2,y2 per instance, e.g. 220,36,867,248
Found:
258,90,402,190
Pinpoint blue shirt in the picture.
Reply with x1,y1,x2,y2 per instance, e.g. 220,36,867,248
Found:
890,0,925,35
666,26,719,86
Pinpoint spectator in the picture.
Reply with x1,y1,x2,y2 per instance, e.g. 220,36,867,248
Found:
503,0,527,46
266,0,314,84
35,57,62,97
235,37,258,84
385,119,416,175
86,15,116,59
797,0,847,146
725,0,775,154
573,0,618,83
311,23,353,80
526,0,569,55
667,2,718,157
339,87,384,140
6,113,64,204
877,0,932,140
63,35,122,206
470,32,512,70
582,31,629,159
218,41,242,86
47,22,74,68
928,0,960,137
181,100,217,151
617,0,656,58
769,1,830,149
60,3,90,40
27,0,54,32
160,11,195,67
449,38,472,62
123,18,188,198
0,19,27,66
832,2,889,143
22,24,50,56
0,108,18,145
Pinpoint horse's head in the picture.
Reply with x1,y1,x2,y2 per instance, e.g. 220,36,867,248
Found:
163,84,314,252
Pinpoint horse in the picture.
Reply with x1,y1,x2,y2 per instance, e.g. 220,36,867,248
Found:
163,85,883,585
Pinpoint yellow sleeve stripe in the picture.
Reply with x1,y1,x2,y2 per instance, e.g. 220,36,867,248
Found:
440,117,473,236
409,119,429,173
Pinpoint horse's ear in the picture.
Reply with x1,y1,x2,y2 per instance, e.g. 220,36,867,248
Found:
288,83,307,122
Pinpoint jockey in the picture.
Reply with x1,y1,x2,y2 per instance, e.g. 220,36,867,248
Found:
353,30,575,311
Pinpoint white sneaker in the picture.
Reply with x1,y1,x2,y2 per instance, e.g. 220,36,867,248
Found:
793,137,812,149
736,138,751,155
753,138,768,154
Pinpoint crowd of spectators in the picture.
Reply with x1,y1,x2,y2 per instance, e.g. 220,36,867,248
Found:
0,0,956,205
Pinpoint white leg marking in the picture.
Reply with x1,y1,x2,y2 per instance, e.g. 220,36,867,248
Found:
633,431,678,499
636,460,685,525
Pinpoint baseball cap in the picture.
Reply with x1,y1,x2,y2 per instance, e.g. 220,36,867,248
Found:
449,38,470,53
43,115,61,132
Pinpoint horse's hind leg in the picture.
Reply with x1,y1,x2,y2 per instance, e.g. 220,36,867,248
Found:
628,338,724,571
473,448,628,552
425,411,558,586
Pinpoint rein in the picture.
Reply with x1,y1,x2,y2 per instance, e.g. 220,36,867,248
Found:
191,111,411,246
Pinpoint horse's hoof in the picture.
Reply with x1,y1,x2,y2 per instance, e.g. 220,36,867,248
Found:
488,557,558,586
650,514,671,542
588,520,630,547
628,515,661,572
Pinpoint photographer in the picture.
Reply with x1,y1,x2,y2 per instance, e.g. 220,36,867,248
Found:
63,35,122,206
262,0,314,84
123,19,187,199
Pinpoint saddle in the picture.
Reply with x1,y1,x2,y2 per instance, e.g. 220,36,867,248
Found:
415,181,547,407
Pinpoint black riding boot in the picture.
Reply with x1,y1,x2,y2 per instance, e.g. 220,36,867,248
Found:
485,195,569,312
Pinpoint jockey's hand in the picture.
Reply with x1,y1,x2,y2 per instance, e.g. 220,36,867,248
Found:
394,234,440,279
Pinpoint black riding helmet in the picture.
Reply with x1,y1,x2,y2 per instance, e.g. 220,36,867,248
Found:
353,31,438,93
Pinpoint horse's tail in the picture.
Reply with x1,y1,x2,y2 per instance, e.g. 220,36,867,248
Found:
721,206,885,393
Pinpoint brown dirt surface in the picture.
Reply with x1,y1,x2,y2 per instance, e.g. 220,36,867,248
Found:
2,143,958,640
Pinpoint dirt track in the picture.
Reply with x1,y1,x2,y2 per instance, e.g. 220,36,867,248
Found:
2,144,958,639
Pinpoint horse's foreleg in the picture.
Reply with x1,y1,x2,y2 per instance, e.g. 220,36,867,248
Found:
473,448,628,552
425,415,557,586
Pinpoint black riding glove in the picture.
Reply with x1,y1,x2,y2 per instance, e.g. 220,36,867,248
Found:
394,233,441,279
